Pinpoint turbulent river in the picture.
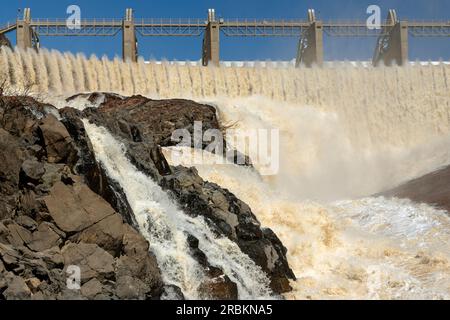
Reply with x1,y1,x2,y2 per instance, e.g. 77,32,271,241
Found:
1,47,450,299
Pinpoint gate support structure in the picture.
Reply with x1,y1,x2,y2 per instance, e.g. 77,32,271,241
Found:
295,9,323,68
202,9,220,66
373,9,408,66
17,8,39,50
123,8,137,62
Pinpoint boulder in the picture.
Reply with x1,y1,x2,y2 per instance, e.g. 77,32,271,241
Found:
115,275,149,300
121,224,150,257
2,274,32,300
80,93,250,165
61,242,115,284
199,266,238,300
4,221,32,247
80,278,103,299
0,222,9,244
115,225,163,296
39,246,64,269
0,243,22,270
72,213,124,257
28,222,64,252
0,129,25,196
15,215,38,231
186,234,238,300
0,96,42,138
262,228,296,292
38,114,76,164
19,159,45,186
40,163,65,191
84,94,219,148
44,181,116,233
0,200,14,221
0,243,51,279
160,285,185,300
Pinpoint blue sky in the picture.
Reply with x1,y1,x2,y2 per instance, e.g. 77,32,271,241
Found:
1,0,449,61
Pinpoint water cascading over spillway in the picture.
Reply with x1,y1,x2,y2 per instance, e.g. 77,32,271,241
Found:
2,47,450,156
2,47,450,299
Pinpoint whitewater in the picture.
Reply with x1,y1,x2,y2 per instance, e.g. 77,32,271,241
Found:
1,47,450,299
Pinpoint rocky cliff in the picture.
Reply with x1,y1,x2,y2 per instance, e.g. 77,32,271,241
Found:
0,95,163,300
0,93,295,300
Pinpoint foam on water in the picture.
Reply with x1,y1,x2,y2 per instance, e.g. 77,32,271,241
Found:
83,120,273,300
163,146,450,299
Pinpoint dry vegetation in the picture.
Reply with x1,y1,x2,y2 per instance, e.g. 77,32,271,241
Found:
0,74,46,102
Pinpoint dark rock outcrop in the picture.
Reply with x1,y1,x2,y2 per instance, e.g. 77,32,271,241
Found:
37,114,77,164
0,95,163,300
59,107,137,227
71,92,251,165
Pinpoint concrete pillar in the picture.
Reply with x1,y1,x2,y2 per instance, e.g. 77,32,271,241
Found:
296,9,323,67
373,10,408,66
17,8,33,49
379,21,408,66
122,8,137,62
202,9,220,66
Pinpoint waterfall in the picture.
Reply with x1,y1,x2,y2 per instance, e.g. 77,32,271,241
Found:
2,47,449,151
83,121,273,300
3,47,450,299
0,47,448,111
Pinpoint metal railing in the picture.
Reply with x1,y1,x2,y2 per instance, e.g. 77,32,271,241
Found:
408,20,450,36
30,18,122,36
30,18,123,26
135,18,206,36
0,21,17,34
0,17,448,37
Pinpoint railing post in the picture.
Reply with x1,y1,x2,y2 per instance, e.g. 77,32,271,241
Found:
202,9,220,66
122,8,137,62
373,9,408,66
296,9,324,68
